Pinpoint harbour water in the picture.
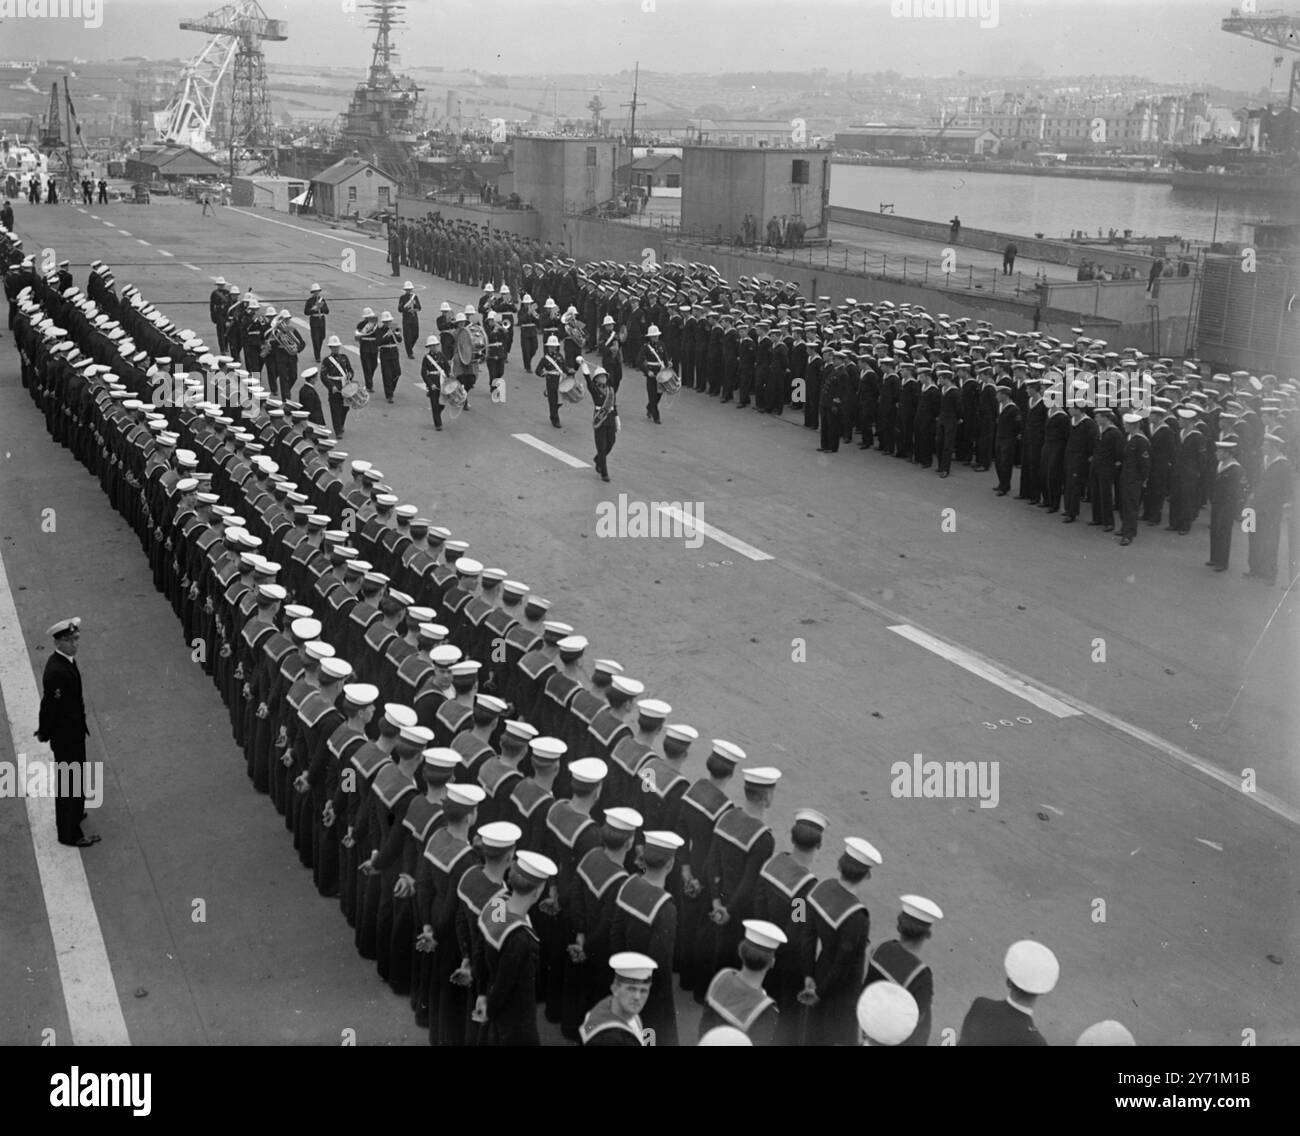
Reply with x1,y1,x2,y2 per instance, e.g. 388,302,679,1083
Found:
830,162,1299,245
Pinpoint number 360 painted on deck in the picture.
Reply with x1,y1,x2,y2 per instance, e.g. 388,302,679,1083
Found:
982,717,1033,729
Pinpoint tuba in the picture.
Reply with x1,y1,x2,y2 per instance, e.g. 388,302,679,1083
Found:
272,318,303,355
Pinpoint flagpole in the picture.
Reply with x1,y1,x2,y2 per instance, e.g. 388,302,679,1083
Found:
62,76,77,201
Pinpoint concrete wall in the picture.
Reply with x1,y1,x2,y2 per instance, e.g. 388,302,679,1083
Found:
681,148,830,243
513,137,619,225
395,194,542,240
830,205,1161,272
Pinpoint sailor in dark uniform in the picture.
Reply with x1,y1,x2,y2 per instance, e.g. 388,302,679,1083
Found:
678,740,740,995
863,894,943,1046
415,778,483,1044
697,765,779,999
958,939,1059,1046
569,807,639,1020
612,830,683,1046
1246,432,1294,585
698,919,785,1046
798,836,880,1046
458,820,520,1046
1207,439,1244,571
1117,412,1150,545
474,849,557,1046
37,617,98,847
1168,407,1205,534
295,367,326,428
755,807,825,1044
579,952,656,1046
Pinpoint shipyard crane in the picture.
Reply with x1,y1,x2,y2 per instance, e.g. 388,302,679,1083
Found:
155,0,286,156
1222,7,1300,111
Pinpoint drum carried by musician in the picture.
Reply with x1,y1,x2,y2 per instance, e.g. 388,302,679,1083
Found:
420,333,453,430
320,334,358,437
451,305,487,411
639,323,674,425
537,333,570,429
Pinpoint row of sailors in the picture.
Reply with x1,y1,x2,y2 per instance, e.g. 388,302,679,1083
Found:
6,232,1137,1045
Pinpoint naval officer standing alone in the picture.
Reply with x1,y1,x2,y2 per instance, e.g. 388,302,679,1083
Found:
36,618,100,847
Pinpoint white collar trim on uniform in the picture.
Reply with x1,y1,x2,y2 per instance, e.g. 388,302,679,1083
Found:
1005,996,1034,1017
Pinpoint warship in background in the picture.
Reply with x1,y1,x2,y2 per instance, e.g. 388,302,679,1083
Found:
336,0,422,182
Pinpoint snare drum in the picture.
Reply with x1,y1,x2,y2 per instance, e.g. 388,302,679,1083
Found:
558,374,585,404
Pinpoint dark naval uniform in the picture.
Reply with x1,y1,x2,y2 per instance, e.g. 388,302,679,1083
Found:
958,997,1047,1046
864,940,934,1046
579,1001,646,1047
612,875,679,1046
38,648,91,845
801,878,869,1047
698,970,779,1046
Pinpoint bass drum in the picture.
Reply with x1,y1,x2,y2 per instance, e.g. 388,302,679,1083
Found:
454,327,476,370
656,365,680,411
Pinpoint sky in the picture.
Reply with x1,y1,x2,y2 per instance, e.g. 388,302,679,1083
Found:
0,0,1284,92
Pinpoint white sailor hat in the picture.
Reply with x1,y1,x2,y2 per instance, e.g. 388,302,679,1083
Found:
843,836,882,866
643,830,685,851
794,808,830,830
900,895,943,923
422,747,462,769
256,582,287,601
698,1026,752,1046
557,634,588,655
478,820,522,848
637,698,671,720
603,807,643,832
398,724,435,747
542,620,573,637
710,739,746,765
387,588,414,606
856,982,919,1045
1177,407,1197,419
568,758,609,785
1215,440,1237,449
1076,1020,1136,1046
176,477,200,493
1122,412,1143,424
430,645,462,666
320,658,353,681
407,605,435,624
663,723,698,744
742,919,787,950
383,703,418,729
450,660,481,677
303,642,335,663
290,617,322,640
299,366,318,381
343,683,379,707
529,736,567,762
46,617,82,639
503,719,539,741
742,767,782,787
502,579,530,597
514,850,558,882
609,675,645,698
445,782,486,808
455,557,483,577
474,693,508,716
1004,940,1060,994
609,951,657,981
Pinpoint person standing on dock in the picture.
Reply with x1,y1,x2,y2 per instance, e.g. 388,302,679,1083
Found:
1002,242,1017,275
949,216,960,242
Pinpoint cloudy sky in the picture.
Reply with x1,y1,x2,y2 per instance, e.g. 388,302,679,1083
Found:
0,0,1279,91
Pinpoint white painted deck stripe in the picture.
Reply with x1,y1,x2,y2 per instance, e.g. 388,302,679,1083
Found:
511,433,590,469
889,623,1083,719
655,503,774,561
